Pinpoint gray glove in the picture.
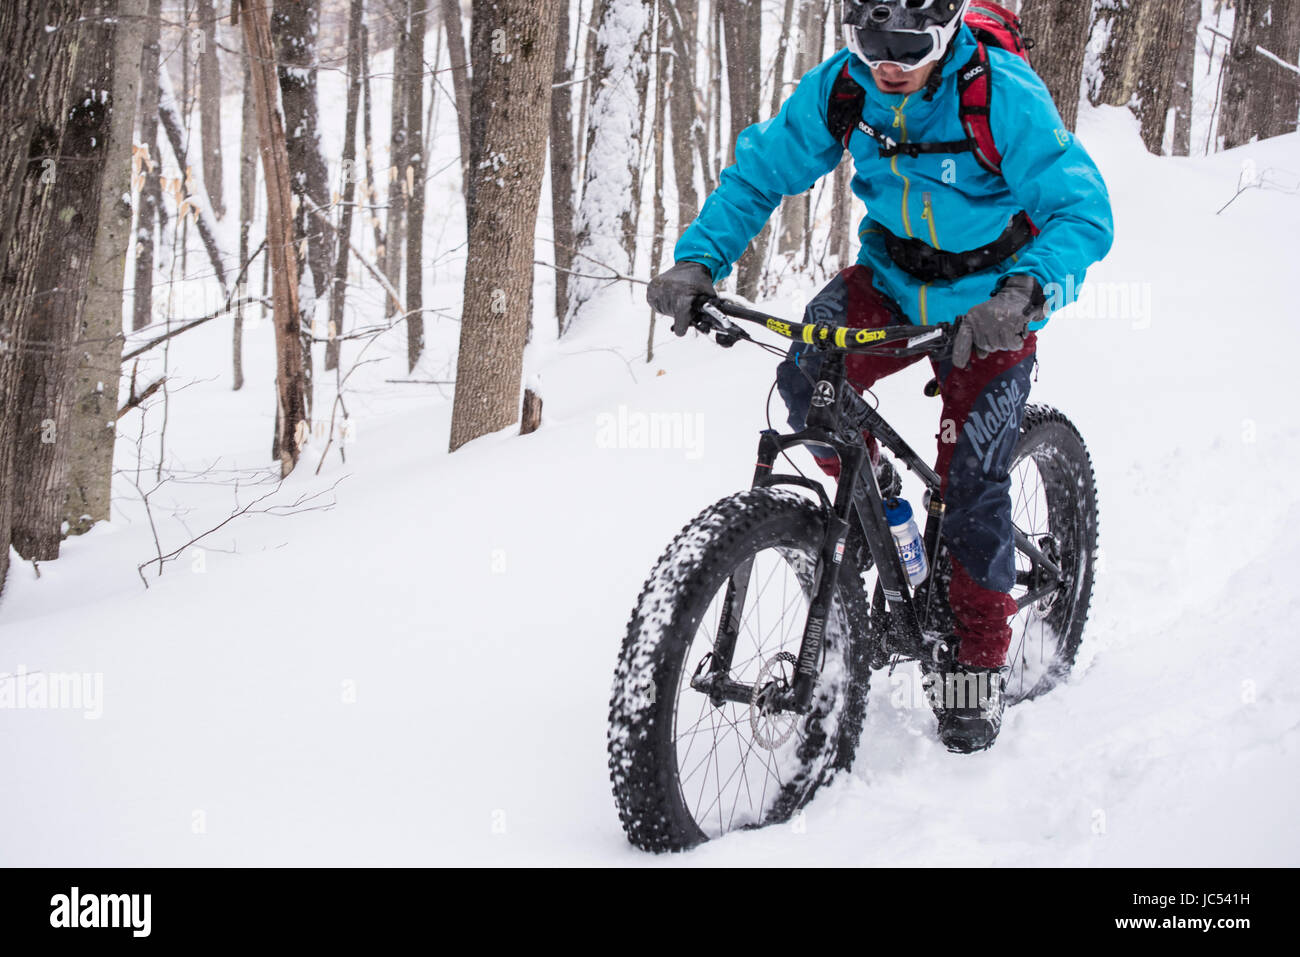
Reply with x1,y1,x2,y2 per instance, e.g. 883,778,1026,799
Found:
952,274,1046,369
646,261,716,336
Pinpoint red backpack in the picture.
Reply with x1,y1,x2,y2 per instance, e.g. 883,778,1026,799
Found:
828,1,1032,176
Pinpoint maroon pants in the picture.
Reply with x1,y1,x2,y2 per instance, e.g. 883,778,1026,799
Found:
777,266,1035,667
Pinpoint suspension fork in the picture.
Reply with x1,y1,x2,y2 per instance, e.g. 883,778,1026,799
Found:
788,442,860,713
701,430,784,694
782,353,857,713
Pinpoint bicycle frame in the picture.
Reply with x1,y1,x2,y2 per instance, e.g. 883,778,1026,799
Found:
689,301,1065,717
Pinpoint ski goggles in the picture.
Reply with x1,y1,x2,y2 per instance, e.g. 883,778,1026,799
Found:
845,26,940,70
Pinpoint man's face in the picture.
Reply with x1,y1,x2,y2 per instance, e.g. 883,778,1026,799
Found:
870,60,938,96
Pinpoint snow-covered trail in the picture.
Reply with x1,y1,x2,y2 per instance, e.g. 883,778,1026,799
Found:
1,110,1297,866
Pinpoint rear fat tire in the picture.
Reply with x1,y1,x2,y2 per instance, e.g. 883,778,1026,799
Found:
1003,404,1098,700
914,404,1097,713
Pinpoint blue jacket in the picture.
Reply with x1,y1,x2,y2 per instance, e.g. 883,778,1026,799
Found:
675,28,1114,329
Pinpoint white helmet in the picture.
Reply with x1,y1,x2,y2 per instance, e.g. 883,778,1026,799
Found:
843,0,970,71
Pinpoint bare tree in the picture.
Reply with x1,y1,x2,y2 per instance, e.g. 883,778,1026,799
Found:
668,0,700,239
405,0,426,371
382,0,408,318
441,0,472,194
240,0,309,476
360,22,385,258
648,1,668,358
550,0,576,333
449,0,559,450
564,0,653,332
1093,0,1184,153
157,66,230,292
828,1,851,271
12,0,128,560
1170,0,1201,156
65,0,148,536
196,0,224,218
273,0,331,362
236,30,257,390
327,0,365,372
722,0,766,299
1220,0,1300,148
0,0,82,593
779,0,819,257
1019,0,1092,131
133,0,164,331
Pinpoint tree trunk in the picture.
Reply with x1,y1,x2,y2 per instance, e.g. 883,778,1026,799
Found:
1221,0,1300,148
1019,0,1092,131
779,0,818,256
196,0,224,218
550,0,575,334
383,4,407,318
828,0,850,271
12,0,123,560
440,0,472,196
405,0,425,371
668,0,700,240
240,0,308,476
576,0,604,186
157,65,230,294
0,0,82,592
327,0,364,372
449,0,559,451
273,0,330,412
360,23,384,258
564,0,653,332
1093,0,1184,153
709,0,722,183
65,0,147,536
133,0,163,331
722,0,766,299
236,32,257,390
1170,0,1200,156
648,1,668,358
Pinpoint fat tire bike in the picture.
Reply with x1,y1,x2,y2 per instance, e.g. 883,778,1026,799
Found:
607,298,1098,852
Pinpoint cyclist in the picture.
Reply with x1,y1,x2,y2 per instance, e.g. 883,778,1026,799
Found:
646,0,1113,752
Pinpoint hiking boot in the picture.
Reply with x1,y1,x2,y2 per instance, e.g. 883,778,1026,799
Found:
933,663,1007,754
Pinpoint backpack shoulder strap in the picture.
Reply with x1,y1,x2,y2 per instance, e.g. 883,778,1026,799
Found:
957,42,1004,176
828,62,867,149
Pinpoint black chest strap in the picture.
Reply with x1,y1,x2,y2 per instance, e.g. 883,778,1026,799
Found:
882,210,1037,284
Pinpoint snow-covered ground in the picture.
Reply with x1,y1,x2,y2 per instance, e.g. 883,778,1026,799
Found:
2,69,1298,865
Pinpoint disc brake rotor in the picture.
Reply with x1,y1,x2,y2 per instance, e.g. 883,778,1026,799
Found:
749,652,799,750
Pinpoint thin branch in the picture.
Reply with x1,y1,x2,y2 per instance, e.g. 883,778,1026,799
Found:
122,297,269,360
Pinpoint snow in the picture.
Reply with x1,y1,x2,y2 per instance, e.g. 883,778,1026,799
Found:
1,38,1299,864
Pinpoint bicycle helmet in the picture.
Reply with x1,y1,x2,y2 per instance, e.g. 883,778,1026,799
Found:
843,0,970,71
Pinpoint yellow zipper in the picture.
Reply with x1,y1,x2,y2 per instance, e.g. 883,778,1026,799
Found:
890,97,913,238
922,192,941,249
888,96,932,326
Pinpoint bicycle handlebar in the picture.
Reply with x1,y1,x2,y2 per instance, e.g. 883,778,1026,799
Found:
692,297,956,358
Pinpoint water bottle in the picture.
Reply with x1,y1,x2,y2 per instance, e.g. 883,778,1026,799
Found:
885,498,929,587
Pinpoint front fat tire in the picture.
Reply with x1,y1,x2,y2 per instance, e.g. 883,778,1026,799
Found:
608,488,871,853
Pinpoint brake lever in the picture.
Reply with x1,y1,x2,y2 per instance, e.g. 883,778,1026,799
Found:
696,300,749,347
